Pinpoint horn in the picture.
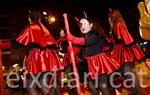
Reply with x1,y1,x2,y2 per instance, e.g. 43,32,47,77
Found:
83,11,88,18
28,9,32,24
29,9,31,16
74,16,79,22
109,8,113,12
38,11,41,20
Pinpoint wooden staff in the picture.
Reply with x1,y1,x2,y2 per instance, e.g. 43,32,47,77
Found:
0,48,5,95
63,13,81,95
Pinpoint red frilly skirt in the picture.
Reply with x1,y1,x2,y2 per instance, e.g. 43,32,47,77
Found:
85,52,120,80
62,53,80,67
23,48,63,74
111,43,145,65
131,44,145,60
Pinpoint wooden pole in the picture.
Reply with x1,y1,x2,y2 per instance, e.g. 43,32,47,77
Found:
63,13,81,95
0,48,5,95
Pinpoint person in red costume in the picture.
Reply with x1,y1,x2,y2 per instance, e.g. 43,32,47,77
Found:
57,30,80,68
57,29,88,95
66,17,120,95
0,11,63,95
108,8,145,95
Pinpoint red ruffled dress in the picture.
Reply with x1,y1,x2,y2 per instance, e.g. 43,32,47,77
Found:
111,22,145,65
77,30,120,80
16,22,63,74
56,37,80,67
62,47,80,67
85,52,120,80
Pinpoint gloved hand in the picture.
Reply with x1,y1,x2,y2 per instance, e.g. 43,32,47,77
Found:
66,34,84,45
67,46,80,55
0,41,11,49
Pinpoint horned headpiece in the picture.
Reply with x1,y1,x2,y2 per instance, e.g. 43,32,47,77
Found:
28,9,41,23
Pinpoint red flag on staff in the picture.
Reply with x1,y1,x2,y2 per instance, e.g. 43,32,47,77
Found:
63,13,81,95
0,46,5,95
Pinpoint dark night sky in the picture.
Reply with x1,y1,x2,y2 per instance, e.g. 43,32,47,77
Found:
0,0,142,16
0,0,144,41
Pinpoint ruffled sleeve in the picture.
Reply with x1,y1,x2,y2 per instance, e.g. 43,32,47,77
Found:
16,23,57,47
114,22,134,45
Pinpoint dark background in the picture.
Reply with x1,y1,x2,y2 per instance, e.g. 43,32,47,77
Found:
1,0,148,68
0,0,143,41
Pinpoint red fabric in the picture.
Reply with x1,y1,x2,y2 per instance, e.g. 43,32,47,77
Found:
122,45,135,63
111,43,145,66
63,46,80,67
111,22,145,66
103,45,111,51
111,44,123,65
16,22,57,47
103,37,115,52
111,43,135,65
85,52,120,80
106,37,115,43
23,48,63,74
131,44,145,60
62,53,80,67
56,37,66,44
67,46,80,55
0,41,11,49
66,34,84,45
114,22,134,45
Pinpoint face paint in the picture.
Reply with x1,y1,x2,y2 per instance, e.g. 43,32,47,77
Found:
79,18,92,34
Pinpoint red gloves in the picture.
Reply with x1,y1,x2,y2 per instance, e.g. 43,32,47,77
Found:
67,46,80,55
66,34,84,45
0,41,11,49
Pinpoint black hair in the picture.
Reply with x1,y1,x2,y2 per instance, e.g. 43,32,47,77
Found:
28,10,45,37
29,10,41,23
